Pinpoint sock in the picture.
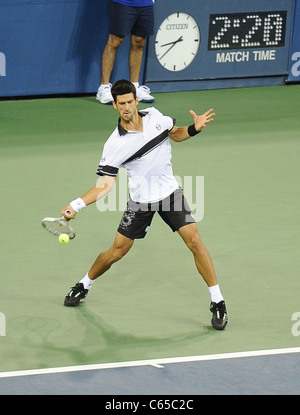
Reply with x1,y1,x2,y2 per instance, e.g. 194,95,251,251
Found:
208,284,224,303
132,82,139,90
80,273,95,290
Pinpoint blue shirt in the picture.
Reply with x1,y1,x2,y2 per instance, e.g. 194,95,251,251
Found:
113,0,154,7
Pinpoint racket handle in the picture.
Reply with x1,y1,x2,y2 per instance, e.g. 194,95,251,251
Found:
65,209,72,217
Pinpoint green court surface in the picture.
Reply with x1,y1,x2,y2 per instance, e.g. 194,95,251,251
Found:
0,85,300,374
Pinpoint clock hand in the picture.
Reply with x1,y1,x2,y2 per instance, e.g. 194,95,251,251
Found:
159,36,183,60
160,36,183,48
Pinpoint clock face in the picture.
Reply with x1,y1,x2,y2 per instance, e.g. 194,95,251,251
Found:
155,12,200,72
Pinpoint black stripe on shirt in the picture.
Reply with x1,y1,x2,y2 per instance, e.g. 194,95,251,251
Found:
123,129,169,164
97,117,175,176
96,165,119,177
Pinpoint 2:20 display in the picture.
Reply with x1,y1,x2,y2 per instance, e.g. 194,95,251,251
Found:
208,11,287,50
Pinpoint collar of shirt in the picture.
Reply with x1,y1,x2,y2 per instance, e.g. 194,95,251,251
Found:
117,111,148,136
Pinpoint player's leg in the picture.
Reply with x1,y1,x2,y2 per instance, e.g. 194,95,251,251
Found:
64,232,133,306
159,189,228,330
178,223,228,330
64,199,154,307
177,223,218,287
88,232,134,280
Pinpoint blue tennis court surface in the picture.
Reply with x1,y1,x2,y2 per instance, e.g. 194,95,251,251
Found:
1,348,300,395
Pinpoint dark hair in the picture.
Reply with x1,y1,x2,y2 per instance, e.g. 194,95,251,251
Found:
111,79,136,102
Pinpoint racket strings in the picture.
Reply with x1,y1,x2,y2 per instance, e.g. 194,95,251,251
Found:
41,217,76,239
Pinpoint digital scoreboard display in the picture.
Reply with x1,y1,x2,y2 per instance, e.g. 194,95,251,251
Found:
145,1,293,85
208,11,287,50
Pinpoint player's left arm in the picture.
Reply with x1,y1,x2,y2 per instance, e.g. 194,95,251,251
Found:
168,109,215,142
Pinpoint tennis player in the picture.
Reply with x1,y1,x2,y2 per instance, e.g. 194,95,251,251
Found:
61,80,228,330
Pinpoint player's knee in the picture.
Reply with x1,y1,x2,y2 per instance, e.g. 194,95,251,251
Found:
110,244,131,263
111,249,124,262
185,233,203,253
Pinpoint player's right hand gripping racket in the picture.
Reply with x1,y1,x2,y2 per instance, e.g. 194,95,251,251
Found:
41,210,76,239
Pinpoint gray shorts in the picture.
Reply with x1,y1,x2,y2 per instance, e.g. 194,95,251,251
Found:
117,188,195,239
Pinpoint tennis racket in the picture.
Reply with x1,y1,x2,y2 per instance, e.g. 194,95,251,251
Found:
41,210,76,239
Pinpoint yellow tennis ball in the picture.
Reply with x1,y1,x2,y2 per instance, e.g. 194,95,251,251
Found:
59,233,69,244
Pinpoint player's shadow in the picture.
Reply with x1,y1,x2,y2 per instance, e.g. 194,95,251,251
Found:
8,305,217,371
65,305,213,364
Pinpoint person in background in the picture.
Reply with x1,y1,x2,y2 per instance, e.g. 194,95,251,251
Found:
96,0,155,104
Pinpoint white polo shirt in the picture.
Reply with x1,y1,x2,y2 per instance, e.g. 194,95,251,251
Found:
96,107,179,203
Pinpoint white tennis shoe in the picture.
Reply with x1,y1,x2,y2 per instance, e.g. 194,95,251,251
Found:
136,85,155,103
96,83,155,104
96,84,113,105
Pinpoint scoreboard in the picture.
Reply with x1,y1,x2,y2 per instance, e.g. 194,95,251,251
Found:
0,0,296,97
208,11,287,50
145,0,294,91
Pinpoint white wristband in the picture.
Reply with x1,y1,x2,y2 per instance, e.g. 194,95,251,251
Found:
69,197,86,212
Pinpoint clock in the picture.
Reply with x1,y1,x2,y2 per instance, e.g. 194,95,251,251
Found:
208,11,287,50
155,12,200,72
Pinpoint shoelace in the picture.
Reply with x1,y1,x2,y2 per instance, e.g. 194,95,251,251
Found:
102,84,111,92
138,85,151,94
213,303,227,319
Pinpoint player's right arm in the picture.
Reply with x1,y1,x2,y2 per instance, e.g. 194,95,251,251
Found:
61,175,116,220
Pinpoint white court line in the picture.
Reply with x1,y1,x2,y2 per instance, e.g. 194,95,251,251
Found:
1,347,300,379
